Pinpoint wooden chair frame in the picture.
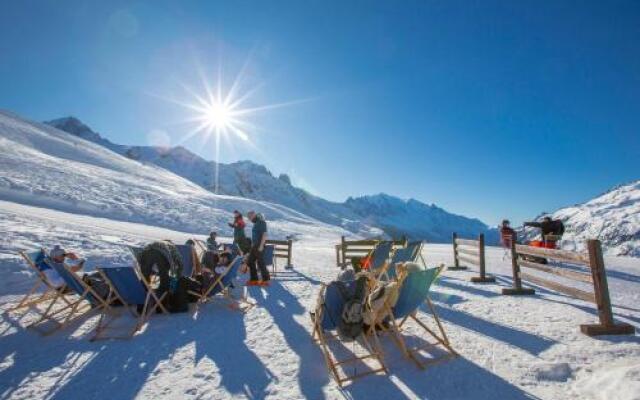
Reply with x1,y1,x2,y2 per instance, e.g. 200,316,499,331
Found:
311,283,388,387
91,267,169,341
368,266,457,369
7,250,72,315
28,262,116,336
190,257,255,313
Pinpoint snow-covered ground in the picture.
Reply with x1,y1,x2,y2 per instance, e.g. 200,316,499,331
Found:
1,200,639,400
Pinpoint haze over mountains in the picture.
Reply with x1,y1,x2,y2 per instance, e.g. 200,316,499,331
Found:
46,116,494,243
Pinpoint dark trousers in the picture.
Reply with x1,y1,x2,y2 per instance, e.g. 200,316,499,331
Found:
247,247,270,281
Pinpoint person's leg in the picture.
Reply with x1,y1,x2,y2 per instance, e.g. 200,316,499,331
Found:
256,248,270,281
247,248,259,281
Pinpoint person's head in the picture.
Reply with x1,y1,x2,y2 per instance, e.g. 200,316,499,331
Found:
202,251,219,270
50,245,66,263
209,231,217,239
502,219,510,227
543,216,552,223
233,210,242,219
219,251,232,266
247,210,256,222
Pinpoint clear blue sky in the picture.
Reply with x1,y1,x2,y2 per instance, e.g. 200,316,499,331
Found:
1,1,639,226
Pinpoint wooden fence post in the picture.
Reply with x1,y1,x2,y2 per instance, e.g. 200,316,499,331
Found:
471,233,496,283
502,240,535,295
340,236,347,269
287,239,293,268
580,240,634,336
448,232,468,270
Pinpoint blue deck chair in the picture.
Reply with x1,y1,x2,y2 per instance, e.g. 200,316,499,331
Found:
28,260,115,335
175,244,198,278
93,266,169,340
8,249,68,314
384,241,424,280
312,280,387,387
367,241,393,277
197,256,254,311
388,266,456,368
263,244,275,272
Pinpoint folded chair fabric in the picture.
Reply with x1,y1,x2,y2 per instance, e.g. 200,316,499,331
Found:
92,266,168,340
312,280,387,387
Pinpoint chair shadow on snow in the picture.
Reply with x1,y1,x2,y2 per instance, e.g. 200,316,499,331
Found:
0,300,274,400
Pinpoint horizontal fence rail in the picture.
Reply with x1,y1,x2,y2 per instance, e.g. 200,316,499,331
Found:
502,239,634,336
335,236,407,268
450,233,495,283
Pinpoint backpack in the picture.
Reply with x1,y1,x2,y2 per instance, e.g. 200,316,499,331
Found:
165,277,190,313
336,275,369,341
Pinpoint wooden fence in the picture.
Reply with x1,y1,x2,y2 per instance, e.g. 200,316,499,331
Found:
335,236,407,268
502,239,634,336
449,233,495,283
266,239,293,272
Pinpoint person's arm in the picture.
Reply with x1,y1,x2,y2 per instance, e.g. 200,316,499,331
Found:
523,221,541,228
259,232,267,251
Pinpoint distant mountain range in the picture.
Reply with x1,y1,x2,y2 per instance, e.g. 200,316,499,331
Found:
46,116,494,243
520,180,640,257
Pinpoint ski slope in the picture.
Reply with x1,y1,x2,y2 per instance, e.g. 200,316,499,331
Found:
1,200,639,400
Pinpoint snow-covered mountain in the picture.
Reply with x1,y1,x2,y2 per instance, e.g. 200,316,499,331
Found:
46,116,494,242
0,110,360,240
520,180,640,257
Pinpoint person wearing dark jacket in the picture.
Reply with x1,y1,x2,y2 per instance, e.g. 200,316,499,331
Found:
523,216,565,237
245,210,270,286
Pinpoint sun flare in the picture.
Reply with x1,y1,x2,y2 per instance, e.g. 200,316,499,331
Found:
205,101,233,130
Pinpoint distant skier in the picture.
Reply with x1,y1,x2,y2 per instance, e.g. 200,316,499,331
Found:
523,216,565,248
499,219,517,249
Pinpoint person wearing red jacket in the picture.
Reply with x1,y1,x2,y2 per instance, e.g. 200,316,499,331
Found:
500,219,517,249
228,210,247,247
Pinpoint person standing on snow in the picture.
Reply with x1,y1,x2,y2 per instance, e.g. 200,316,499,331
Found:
206,231,219,252
499,219,517,248
245,210,270,286
523,216,565,246
228,210,247,247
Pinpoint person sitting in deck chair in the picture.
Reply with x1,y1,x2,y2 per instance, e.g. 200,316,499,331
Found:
36,245,85,289
206,231,220,252
524,216,565,248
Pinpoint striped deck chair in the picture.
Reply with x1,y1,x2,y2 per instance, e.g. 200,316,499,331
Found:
196,256,254,311
28,260,115,335
382,241,425,280
387,265,456,369
92,266,169,340
311,280,387,387
7,249,69,314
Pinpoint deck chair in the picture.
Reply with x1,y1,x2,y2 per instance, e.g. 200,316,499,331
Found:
7,249,69,314
92,266,169,340
176,244,199,277
382,241,424,280
28,260,115,335
263,244,275,274
386,266,456,369
195,256,254,311
312,280,387,387
366,241,393,276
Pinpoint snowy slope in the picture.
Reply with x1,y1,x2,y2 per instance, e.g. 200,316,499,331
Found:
0,201,639,400
0,110,355,240
46,116,491,241
520,180,640,257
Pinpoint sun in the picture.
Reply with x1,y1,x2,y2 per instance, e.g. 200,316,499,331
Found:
205,101,233,130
